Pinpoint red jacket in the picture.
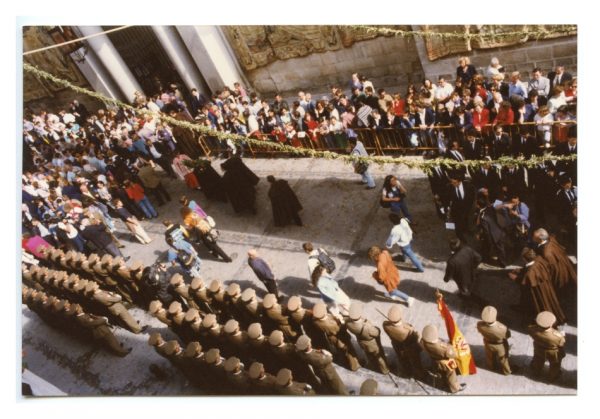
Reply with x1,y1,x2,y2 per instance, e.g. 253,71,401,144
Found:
125,183,146,202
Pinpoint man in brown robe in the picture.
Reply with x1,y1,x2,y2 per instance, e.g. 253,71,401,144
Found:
533,228,576,289
509,248,566,325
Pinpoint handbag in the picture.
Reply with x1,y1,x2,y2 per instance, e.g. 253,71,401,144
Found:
354,161,369,174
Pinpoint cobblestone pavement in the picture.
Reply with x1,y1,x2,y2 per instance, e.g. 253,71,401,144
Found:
21,157,577,396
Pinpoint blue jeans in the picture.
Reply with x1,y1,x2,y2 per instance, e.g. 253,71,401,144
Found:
361,169,375,188
391,199,412,221
401,243,424,272
385,288,410,302
137,196,157,219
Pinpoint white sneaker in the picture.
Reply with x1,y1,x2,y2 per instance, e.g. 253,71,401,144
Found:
407,297,415,307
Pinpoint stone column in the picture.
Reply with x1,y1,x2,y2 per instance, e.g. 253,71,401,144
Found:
70,46,124,101
176,25,248,93
77,26,143,102
151,26,209,97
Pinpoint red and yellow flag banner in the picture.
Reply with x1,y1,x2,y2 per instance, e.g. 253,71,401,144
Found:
437,295,477,375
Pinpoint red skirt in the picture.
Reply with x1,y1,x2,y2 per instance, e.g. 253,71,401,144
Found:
184,172,200,189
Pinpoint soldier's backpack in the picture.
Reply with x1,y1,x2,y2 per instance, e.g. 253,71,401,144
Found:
310,248,336,274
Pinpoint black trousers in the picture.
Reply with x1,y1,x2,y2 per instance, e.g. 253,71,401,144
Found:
258,275,279,298
201,235,231,262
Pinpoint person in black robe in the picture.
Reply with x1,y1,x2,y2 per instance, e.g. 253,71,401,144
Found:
267,175,303,227
476,197,508,267
220,157,259,214
193,159,228,202
443,238,482,297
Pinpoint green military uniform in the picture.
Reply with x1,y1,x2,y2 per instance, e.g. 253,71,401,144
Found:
346,304,389,374
263,293,297,340
476,306,512,375
296,335,348,395
420,324,463,394
528,311,566,381
311,302,361,371
382,305,425,379
248,362,277,395
275,368,316,396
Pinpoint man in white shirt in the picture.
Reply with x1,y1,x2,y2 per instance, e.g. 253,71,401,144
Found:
385,213,425,272
434,77,454,103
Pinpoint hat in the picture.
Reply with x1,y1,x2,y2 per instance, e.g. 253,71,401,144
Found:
276,368,293,387
263,293,277,309
536,311,556,329
481,306,497,323
349,303,363,321
184,308,200,322
268,330,284,346
53,299,67,311
74,280,88,293
111,256,124,267
168,301,182,315
184,341,202,358
190,277,205,291
163,340,181,356
149,300,163,314
226,283,241,297
204,348,221,364
64,250,75,262
388,306,403,323
208,279,221,293
359,379,378,396
224,357,241,373
129,260,144,272
87,253,100,265
100,254,113,267
224,319,239,335
422,325,439,343
247,323,263,340
170,273,184,286
241,288,256,303
248,362,265,379
295,335,311,351
84,282,99,294
201,313,217,329
51,248,64,260
287,296,302,312
148,332,163,346
313,302,327,320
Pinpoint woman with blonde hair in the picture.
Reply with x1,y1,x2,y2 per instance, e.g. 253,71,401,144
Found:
457,56,477,84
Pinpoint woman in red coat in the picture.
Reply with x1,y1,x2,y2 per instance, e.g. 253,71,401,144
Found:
472,103,491,136
493,101,514,127
303,113,319,143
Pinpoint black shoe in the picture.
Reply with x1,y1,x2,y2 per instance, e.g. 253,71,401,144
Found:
365,185,376,190
140,325,149,333
124,256,131,262
456,383,467,393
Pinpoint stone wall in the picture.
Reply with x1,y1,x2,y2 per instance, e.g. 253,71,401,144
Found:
243,33,576,100
245,34,425,98
413,34,577,83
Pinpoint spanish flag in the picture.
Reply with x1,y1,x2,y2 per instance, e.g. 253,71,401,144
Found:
437,295,477,375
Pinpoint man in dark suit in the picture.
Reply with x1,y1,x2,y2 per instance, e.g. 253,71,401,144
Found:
487,125,511,159
555,175,577,246
472,159,502,201
476,197,508,267
446,172,476,242
554,130,577,184
190,88,206,118
428,165,449,219
443,238,482,297
512,127,539,159
444,141,467,177
501,165,530,201
462,130,483,161
547,66,573,91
